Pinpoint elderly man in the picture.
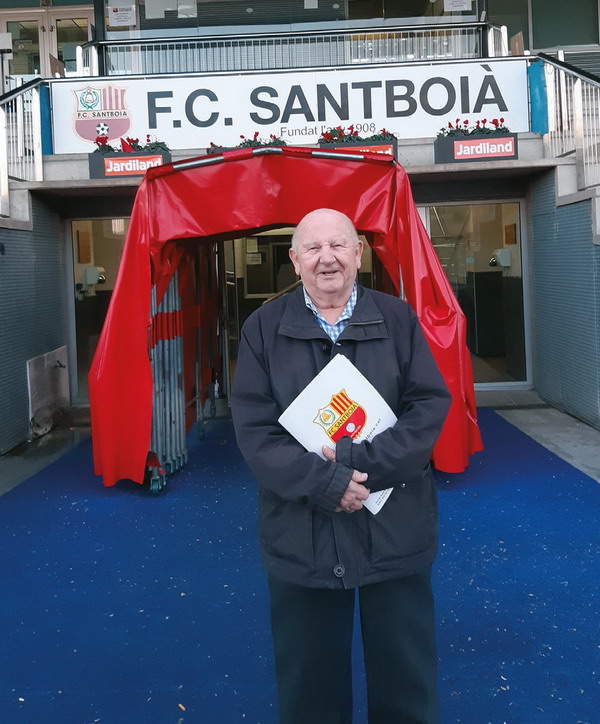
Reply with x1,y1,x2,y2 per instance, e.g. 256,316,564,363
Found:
231,208,451,724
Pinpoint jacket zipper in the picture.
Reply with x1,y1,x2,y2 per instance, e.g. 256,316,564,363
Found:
346,318,384,327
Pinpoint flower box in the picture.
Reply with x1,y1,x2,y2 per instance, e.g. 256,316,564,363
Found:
318,138,398,159
434,133,518,164
88,150,172,179
207,132,287,154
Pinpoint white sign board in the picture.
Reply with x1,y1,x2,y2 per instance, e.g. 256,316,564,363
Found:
106,5,137,27
444,0,472,11
50,60,529,154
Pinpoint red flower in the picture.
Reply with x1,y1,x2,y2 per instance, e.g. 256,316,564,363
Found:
463,120,469,126
240,135,245,139
253,131,259,140
95,136,108,145
491,118,499,127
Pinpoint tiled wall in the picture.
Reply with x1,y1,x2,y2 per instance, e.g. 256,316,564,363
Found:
0,199,69,453
529,171,600,429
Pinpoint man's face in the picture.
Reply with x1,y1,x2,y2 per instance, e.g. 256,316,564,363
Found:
289,211,363,305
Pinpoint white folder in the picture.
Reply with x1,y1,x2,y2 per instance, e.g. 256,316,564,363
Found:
278,354,396,514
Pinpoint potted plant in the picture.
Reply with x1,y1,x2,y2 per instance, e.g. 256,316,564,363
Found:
318,126,398,157
207,131,288,153
88,134,172,178
434,118,517,163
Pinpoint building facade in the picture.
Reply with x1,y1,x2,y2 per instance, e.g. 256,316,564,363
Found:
1,0,599,461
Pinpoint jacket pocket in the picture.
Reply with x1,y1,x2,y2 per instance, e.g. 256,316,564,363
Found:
259,489,313,567
367,469,437,565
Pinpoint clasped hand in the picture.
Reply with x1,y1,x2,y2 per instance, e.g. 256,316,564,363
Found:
322,445,369,513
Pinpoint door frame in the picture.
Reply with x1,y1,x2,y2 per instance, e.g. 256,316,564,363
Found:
417,198,533,390
65,214,130,406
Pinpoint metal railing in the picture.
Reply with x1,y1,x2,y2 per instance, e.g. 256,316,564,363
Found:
149,271,188,493
0,78,44,217
541,52,600,189
79,22,507,77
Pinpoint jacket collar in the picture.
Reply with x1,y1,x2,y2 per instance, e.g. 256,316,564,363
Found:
278,284,388,341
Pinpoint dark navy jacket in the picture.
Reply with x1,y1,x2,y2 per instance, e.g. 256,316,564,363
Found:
231,285,451,589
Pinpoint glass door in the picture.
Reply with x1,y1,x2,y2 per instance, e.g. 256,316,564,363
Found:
71,218,128,403
1,6,92,86
50,9,92,76
422,202,527,385
3,16,43,87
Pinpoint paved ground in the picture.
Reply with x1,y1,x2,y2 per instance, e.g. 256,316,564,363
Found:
477,389,600,483
0,408,91,497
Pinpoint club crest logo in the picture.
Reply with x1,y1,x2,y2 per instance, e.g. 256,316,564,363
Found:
313,389,366,443
73,85,131,143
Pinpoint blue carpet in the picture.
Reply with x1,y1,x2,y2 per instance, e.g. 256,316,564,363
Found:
0,409,598,723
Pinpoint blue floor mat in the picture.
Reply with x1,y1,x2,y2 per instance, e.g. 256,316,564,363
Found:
0,409,598,723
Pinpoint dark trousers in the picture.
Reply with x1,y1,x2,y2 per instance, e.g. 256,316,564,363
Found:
268,569,438,724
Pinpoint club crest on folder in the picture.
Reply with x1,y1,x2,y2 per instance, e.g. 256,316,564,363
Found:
313,389,366,442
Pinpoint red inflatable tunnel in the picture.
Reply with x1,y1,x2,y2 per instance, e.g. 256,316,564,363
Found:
89,146,483,486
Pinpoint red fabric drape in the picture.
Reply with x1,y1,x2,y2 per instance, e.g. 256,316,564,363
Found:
89,147,483,486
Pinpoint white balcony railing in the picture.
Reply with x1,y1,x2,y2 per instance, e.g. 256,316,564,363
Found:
542,52,600,189
0,79,43,217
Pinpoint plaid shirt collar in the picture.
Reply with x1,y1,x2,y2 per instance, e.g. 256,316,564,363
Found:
303,283,358,342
